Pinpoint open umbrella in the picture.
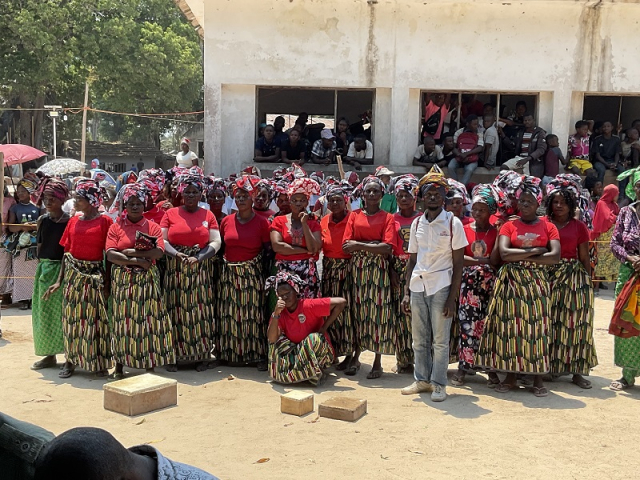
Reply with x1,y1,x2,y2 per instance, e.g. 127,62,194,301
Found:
90,168,116,186
36,158,87,176
0,144,47,166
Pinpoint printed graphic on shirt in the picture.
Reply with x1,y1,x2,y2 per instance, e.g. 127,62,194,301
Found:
470,240,488,258
290,226,303,246
517,232,539,248
398,224,412,253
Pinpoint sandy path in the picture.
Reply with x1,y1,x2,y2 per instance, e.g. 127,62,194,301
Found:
0,292,635,479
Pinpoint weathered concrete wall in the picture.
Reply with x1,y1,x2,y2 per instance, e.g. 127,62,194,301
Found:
195,0,640,175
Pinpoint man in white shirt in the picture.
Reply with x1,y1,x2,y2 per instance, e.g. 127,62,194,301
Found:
483,114,500,169
175,138,198,168
400,167,467,402
344,133,373,169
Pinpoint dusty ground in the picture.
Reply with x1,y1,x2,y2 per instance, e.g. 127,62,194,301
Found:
0,292,635,479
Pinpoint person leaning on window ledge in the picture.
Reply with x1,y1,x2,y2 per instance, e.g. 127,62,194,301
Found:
254,125,281,163
311,129,337,165
344,134,374,170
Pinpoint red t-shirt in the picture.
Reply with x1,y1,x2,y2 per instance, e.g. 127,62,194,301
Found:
463,223,498,258
499,218,560,248
270,215,321,261
60,215,113,261
278,297,331,344
220,213,270,262
343,210,396,245
143,204,167,224
461,216,473,225
160,207,218,249
105,217,165,253
254,208,275,220
392,212,421,258
553,218,590,260
320,212,351,259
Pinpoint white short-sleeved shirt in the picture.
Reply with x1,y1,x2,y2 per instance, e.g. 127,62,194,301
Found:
176,150,198,168
347,140,373,159
483,126,500,165
407,209,468,295
414,144,445,161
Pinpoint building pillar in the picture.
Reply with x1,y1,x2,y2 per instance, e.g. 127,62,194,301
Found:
373,88,391,166
219,84,257,177
551,89,578,157
203,81,222,176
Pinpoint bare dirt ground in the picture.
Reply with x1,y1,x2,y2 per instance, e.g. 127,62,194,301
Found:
0,292,635,480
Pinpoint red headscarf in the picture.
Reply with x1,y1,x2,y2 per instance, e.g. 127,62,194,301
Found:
591,184,620,240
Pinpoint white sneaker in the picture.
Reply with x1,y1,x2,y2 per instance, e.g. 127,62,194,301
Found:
401,381,433,395
431,385,447,402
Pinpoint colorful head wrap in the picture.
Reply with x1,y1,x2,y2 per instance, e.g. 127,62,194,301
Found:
515,175,543,204
18,173,40,194
310,171,325,185
115,171,138,192
546,174,592,228
344,171,360,185
446,178,471,205
471,184,498,215
138,168,166,199
206,176,227,197
272,167,287,180
288,178,321,199
255,179,276,201
233,175,261,196
282,163,307,182
618,166,640,201
274,180,291,198
119,183,150,206
265,271,306,295
416,165,449,199
326,180,354,204
241,165,262,178
75,179,107,208
394,174,419,197
176,167,206,194
352,175,386,200
492,170,523,216
34,176,69,206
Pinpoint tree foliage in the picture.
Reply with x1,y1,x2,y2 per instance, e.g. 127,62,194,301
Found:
0,0,203,149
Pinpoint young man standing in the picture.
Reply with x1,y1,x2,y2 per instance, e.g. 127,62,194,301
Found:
401,166,467,402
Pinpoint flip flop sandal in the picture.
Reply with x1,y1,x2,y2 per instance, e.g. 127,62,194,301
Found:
31,358,57,370
344,363,361,376
366,368,383,380
487,377,501,388
610,379,631,391
108,372,125,381
495,383,517,393
58,366,75,379
572,377,592,389
450,373,466,386
531,386,549,397
256,361,268,372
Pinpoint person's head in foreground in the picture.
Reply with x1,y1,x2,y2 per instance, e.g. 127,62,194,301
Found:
34,427,216,480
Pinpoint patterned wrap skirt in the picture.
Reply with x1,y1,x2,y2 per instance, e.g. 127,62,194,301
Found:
391,256,414,366
321,256,354,357
217,254,266,363
614,262,640,384
548,259,598,375
110,264,176,369
275,258,319,299
594,228,618,281
12,247,37,302
476,262,551,374
268,333,334,385
62,253,113,372
454,263,496,370
0,249,12,295
164,246,215,362
31,259,64,356
351,251,395,355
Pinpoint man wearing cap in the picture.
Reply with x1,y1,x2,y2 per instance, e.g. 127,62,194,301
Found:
311,129,337,165
375,166,397,214
175,138,198,168
400,166,467,402
345,133,374,169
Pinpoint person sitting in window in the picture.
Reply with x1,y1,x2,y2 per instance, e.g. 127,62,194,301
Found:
500,113,547,175
592,120,623,183
311,129,336,165
422,93,451,142
448,115,483,186
334,117,353,156
254,125,281,163
566,120,597,177
500,100,527,127
280,129,307,165
440,133,456,164
344,134,374,170
413,136,445,170
273,116,289,145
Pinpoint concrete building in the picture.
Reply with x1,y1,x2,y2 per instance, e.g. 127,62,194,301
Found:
176,0,640,177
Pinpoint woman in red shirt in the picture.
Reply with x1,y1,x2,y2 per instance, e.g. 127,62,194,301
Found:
390,175,421,375
45,179,113,379
477,176,561,397
450,184,501,387
270,178,322,298
545,176,597,389
205,176,227,225
253,180,276,220
217,177,271,370
160,171,221,372
138,168,168,225
320,183,353,368
106,184,176,379
266,272,346,385
342,176,396,379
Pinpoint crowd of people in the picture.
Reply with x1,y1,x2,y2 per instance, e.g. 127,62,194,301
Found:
2,134,638,403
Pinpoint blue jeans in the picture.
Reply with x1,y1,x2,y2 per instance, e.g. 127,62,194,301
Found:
410,287,452,387
593,161,624,184
447,159,477,186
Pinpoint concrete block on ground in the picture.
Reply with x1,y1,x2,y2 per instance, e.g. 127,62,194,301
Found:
103,374,177,416
318,397,367,422
281,391,314,416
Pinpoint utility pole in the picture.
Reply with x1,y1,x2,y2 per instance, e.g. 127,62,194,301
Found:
81,82,89,164
44,105,62,158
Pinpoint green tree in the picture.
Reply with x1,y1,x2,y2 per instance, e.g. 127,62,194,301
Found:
0,0,203,151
